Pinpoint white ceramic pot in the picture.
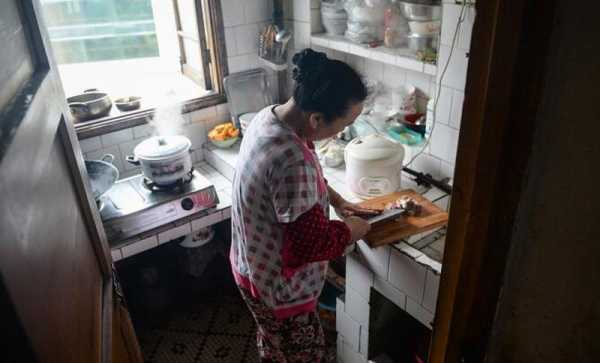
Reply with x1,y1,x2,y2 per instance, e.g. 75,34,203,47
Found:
344,134,405,199
127,135,192,185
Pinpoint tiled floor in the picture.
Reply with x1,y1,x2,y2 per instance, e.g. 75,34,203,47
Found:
138,292,261,363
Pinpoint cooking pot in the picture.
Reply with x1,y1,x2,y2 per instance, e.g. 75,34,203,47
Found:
67,89,112,123
126,135,192,186
85,154,119,200
345,134,405,199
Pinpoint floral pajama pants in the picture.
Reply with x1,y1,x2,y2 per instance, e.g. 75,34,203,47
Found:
238,287,327,363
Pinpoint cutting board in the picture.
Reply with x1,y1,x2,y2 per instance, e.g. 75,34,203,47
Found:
358,189,448,248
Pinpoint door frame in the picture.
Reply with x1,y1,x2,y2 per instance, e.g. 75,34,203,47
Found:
429,0,557,361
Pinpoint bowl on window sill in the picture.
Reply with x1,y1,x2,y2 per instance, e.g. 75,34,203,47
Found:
115,96,142,112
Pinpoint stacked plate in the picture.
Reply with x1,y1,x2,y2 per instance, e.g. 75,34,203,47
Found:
399,1,442,53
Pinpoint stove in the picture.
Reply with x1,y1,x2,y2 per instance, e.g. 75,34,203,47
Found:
100,169,219,243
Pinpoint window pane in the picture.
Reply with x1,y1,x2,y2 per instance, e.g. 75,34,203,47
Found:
177,0,198,37
41,0,159,64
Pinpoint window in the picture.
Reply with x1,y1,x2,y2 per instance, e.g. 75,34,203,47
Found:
40,0,228,135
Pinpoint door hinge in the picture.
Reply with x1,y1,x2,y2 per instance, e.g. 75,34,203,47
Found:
203,48,212,64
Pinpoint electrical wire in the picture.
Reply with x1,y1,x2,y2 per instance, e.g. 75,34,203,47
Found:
405,2,469,167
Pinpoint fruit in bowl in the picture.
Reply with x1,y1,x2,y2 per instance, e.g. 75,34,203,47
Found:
208,122,240,148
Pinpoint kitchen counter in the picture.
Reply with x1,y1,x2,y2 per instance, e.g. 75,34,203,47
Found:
203,142,449,273
110,140,449,272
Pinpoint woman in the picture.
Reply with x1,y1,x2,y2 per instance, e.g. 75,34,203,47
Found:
230,49,375,362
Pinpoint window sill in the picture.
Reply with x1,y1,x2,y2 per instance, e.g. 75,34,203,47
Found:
74,92,226,139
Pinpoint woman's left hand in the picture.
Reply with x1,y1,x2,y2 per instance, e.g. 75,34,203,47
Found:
335,201,381,219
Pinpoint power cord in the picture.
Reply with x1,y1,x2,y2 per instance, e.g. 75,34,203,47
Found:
405,2,469,167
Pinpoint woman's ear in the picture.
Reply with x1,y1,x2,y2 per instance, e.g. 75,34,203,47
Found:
307,112,325,131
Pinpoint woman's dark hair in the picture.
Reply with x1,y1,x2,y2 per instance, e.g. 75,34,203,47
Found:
292,48,367,122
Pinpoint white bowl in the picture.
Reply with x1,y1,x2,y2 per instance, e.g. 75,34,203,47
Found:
210,136,239,148
408,20,441,35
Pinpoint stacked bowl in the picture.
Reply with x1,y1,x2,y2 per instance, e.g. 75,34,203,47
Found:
321,0,348,36
399,1,442,54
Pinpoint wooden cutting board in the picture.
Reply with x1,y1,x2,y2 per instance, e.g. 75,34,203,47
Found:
358,189,449,248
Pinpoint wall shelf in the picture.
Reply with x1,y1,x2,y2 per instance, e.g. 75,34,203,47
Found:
311,33,437,76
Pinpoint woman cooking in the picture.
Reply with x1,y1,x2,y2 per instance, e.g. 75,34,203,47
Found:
230,48,376,362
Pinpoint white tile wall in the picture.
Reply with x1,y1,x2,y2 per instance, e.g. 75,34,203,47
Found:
355,242,391,279
373,276,407,309
450,90,464,130
388,249,427,303
437,44,469,91
235,23,259,55
184,122,207,151
347,255,374,302
406,297,434,328
221,0,246,27
293,0,311,22
423,270,441,313
244,0,272,23
294,21,311,50
433,85,454,126
132,124,154,139
345,287,370,327
101,128,133,147
341,339,368,363
430,123,459,163
79,136,102,152
337,310,361,353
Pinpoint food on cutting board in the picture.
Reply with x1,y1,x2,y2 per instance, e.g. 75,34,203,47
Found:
208,122,239,141
385,196,423,216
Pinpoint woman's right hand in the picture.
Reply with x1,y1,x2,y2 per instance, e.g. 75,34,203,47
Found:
345,216,371,242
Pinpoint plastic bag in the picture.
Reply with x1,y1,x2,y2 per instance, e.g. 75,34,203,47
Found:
344,0,389,43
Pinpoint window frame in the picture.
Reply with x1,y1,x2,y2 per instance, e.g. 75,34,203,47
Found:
74,0,229,139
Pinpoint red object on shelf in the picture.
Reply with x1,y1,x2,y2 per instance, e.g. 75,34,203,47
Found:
404,113,424,124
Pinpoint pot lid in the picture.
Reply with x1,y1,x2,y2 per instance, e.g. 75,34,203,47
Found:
346,134,404,161
134,135,191,159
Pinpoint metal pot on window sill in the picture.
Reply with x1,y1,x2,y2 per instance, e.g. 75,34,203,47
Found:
126,135,193,186
67,89,112,123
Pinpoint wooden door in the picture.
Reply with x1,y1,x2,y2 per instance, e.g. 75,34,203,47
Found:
0,1,116,362
172,0,213,90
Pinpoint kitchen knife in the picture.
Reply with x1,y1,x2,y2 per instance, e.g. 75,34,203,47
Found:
366,208,405,225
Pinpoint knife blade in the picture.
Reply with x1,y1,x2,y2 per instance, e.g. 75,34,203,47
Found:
366,208,405,225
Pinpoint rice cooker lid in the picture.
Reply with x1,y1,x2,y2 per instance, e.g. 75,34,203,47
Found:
346,134,403,161
135,135,191,159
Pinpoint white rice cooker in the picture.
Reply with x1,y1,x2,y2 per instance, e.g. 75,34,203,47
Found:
344,134,405,199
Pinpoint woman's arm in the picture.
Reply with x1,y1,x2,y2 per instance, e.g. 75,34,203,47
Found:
281,203,371,278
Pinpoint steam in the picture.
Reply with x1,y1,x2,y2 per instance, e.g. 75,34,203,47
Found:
148,92,186,137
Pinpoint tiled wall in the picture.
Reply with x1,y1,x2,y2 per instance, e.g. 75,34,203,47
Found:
80,0,275,177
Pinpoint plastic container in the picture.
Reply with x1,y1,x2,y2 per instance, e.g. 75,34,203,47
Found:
408,33,439,52
384,0,409,48
408,20,441,35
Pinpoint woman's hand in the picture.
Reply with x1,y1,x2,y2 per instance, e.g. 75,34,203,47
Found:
335,201,381,219
345,216,371,242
